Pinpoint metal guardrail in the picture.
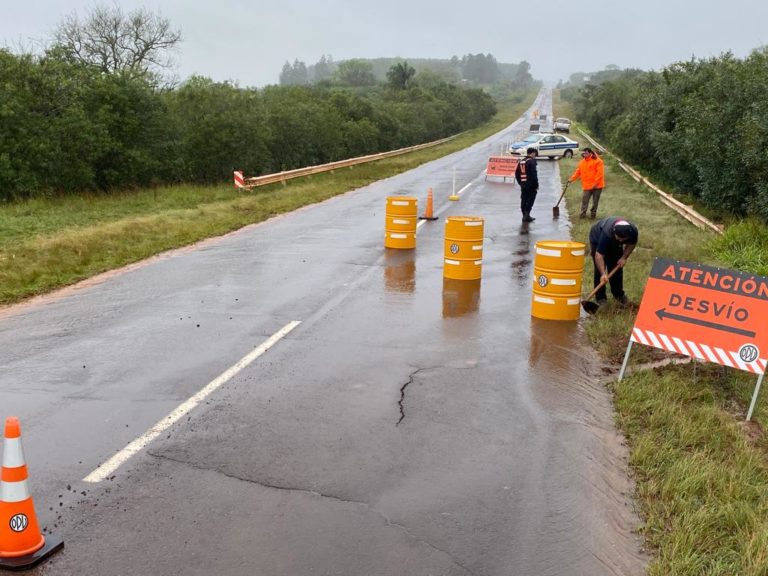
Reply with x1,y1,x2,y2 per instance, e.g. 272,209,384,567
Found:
240,135,458,189
577,129,724,236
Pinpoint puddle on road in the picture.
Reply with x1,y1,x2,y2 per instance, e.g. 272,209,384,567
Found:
442,278,481,318
383,250,416,294
511,231,533,287
523,315,648,574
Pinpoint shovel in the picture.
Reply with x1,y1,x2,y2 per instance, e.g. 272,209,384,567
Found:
581,264,621,315
552,181,570,219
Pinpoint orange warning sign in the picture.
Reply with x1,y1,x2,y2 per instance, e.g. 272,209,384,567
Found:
632,257,768,374
485,156,519,180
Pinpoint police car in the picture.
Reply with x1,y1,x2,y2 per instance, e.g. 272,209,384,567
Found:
508,133,579,159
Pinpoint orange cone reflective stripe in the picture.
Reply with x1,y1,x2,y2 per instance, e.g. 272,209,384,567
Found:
0,417,63,569
419,188,438,220
0,417,44,558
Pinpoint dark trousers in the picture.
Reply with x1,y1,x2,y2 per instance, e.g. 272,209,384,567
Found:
590,248,624,301
580,188,603,218
520,188,537,216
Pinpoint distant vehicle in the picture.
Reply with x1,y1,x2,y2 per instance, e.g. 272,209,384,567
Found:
509,133,579,159
554,117,572,133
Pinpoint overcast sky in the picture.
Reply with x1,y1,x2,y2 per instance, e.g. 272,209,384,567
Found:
2,0,767,87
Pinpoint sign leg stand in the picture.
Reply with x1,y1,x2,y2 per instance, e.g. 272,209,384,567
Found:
618,340,634,381
746,371,765,422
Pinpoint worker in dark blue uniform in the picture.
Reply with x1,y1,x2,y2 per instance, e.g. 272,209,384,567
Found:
514,147,539,222
588,217,639,305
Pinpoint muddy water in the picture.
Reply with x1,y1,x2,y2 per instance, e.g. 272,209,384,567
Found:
527,318,647,575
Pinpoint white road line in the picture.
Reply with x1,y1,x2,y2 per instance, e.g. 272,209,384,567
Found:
416,182,474,230
83,320,301,483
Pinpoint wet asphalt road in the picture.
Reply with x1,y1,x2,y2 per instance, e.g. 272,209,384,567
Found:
0,88,645,575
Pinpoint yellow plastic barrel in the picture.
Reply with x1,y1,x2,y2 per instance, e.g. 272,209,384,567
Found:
443,216,484,280
385,196,417,249
533,267,582,296
531,293,583,321
533,240,586,271
531,240,586,321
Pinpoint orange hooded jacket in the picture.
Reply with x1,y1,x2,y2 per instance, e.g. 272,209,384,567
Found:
569,154,604,190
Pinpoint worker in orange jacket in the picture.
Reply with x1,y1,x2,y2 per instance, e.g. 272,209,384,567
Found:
569,147,605,219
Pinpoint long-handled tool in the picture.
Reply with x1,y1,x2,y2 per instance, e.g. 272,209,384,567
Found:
552,181,570,219
581,264,621,315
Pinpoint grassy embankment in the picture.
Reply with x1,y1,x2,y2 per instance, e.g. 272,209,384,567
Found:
0,91,536,306
554,90,768,575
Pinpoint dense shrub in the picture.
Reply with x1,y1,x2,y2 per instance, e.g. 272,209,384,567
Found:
566,49,768,219
0,49,498,200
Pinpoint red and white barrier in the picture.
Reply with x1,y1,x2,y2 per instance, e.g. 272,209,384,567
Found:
234,171,245,189
631,327,767,374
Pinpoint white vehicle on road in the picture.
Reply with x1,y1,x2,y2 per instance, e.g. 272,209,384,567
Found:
509,133,579,159
554,117,572,133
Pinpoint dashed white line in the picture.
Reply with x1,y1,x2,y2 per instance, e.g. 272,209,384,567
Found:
83,320,301,483
416,181,475,230
457,182,473,196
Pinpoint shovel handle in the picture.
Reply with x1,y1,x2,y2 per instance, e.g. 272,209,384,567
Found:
554,181,570,208
584,264,622,300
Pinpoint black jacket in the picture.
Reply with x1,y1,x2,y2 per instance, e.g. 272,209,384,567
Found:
589,217,639,257
515,156,538,191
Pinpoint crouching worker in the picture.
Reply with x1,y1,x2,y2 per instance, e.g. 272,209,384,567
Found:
589,217,639,306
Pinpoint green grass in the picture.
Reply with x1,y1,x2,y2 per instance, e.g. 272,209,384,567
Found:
710,220,768,276
0,90,536,305
617,366,768,576
555,90,768,575
558,151,714,363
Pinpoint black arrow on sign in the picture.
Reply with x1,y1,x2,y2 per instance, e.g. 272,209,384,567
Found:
655,308,756,337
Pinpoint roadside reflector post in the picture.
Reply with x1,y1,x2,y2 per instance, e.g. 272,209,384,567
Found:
449,167,459,201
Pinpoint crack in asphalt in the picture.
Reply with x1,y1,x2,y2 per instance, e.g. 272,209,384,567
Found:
397,369,420,427
149,451,478,575
397,365,465,427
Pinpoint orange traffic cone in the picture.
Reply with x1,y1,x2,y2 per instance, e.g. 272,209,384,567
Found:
0,417,62,570
418,188,439,221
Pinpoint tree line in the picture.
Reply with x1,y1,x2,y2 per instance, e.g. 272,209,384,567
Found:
562,50,768,219
0,6,504,201
281,54,534,90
